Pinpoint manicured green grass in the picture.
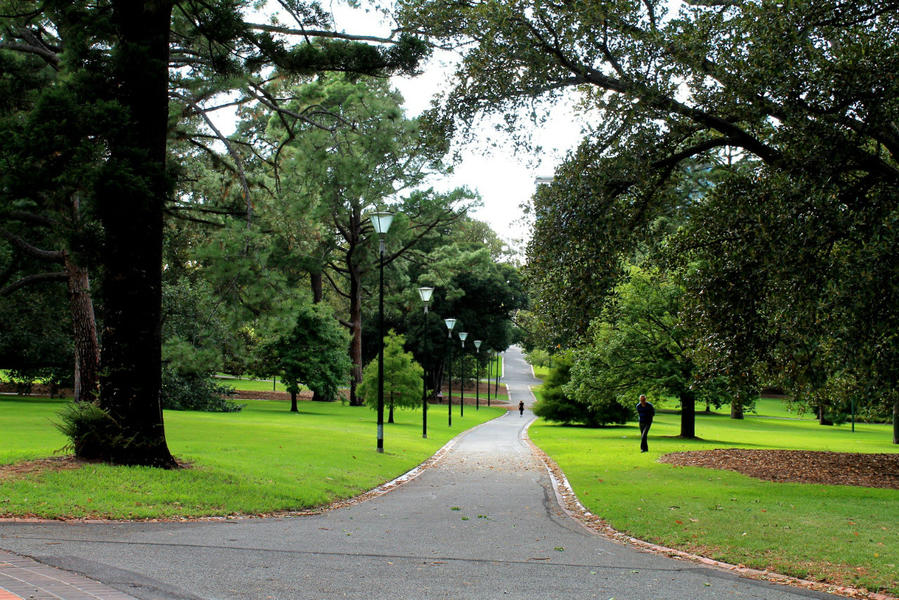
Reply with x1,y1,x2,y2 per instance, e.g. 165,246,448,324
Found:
532,365,549,380
215,375,296,393
0,397,504,519
528,391,899,595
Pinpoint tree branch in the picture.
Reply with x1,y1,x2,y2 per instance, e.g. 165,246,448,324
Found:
0,228,64,261
0,271,68,296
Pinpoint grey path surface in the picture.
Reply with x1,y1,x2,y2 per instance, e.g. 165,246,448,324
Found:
0,347,843,600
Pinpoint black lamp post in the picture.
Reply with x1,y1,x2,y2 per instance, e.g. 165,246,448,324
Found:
371,211,394,453
473,340,482,410
444,318,456,427
458,332,467,417
418,286,434,439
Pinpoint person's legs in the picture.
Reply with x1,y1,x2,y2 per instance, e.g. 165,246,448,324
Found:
640,422,650,452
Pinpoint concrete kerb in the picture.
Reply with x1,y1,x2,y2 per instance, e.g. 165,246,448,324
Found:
518,402,896,600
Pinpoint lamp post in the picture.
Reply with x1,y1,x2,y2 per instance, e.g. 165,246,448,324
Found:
444,318,456,427
371,211,394,453
473,340,482,411
458,332,468,417
418,286,434,439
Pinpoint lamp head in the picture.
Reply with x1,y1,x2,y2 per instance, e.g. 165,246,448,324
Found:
370,211,394,236
418,286,434,303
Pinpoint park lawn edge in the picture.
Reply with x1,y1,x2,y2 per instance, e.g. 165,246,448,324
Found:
526,387,899,597
0,397,506,520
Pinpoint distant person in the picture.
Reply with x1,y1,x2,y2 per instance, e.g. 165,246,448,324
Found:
518,400,525,416
636,394,655,452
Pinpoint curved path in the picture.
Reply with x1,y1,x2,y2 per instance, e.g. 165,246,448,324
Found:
0,347,841,599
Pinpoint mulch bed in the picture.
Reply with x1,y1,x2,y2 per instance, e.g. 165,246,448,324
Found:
659,449,899,489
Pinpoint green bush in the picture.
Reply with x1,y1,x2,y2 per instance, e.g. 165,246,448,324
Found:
55,401,127,460
160,368,243,412
534,352,631,427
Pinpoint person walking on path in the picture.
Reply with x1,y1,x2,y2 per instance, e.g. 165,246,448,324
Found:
518,400,525,416
637,394,654,452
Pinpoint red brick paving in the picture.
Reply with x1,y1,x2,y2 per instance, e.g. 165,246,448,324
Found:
0,550,138,600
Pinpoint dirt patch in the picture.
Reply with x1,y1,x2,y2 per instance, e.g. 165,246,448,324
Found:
0,456,84,481
659,449,899,489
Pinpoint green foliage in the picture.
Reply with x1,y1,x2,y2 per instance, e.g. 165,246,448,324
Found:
260,303,351,402
532,353,586,426
160,367,242,413
55,402,127,461
359,330,424,416
396,0,899,440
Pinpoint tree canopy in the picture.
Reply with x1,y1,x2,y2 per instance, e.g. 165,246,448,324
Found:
395,0,899,441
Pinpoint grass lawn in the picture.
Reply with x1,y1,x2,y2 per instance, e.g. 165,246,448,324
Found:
0,396,504,520
528,390,899,595
215,375,293,393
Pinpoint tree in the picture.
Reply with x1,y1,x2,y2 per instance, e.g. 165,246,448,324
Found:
568,267,716,437
395,0,899,441
400,242,527,397
260,74,457,404
358,330,423,423
1,1,428,465
260,303,351,412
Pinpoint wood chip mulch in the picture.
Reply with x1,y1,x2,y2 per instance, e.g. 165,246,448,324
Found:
659,449,899,489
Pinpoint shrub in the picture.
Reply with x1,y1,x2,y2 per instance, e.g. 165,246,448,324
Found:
160,368,242,412
55,401,127,460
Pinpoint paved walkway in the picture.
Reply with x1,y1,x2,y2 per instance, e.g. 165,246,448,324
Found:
0,347,844,599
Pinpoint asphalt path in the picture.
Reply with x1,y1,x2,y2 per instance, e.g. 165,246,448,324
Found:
0,347,842,599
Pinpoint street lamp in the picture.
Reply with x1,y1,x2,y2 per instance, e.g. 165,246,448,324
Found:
444,318,456,427
473,340,482,411
418,286,434,439
371,211,394,453
458,332,468,417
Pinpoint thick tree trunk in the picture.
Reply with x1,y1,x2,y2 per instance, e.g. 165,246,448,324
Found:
64,254,100,404
730,398,744,419
290,390,298,413
93,1,176,468
680,389,696,439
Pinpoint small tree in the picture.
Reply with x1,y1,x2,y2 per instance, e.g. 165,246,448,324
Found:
359,330,423,423
261,304,351,412
566,267,699,436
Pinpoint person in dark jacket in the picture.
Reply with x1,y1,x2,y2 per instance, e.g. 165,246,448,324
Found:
636,394,655,452
518,400,525,416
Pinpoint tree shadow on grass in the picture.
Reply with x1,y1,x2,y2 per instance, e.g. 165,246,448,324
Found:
656,435,768,449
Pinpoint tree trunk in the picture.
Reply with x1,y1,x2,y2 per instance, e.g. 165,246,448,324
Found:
348,257,363,406
310,271,323,304
290,390,298,413
680,389,696,439
818,405,833,426
730,398,744,419
892,395,898,444
93,1,176,468
64,254,100,404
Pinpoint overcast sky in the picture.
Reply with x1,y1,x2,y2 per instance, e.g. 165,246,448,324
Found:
328,5,586,254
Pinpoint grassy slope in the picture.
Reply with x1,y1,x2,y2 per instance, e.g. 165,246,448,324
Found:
0,397,504,519
528,392,899,595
